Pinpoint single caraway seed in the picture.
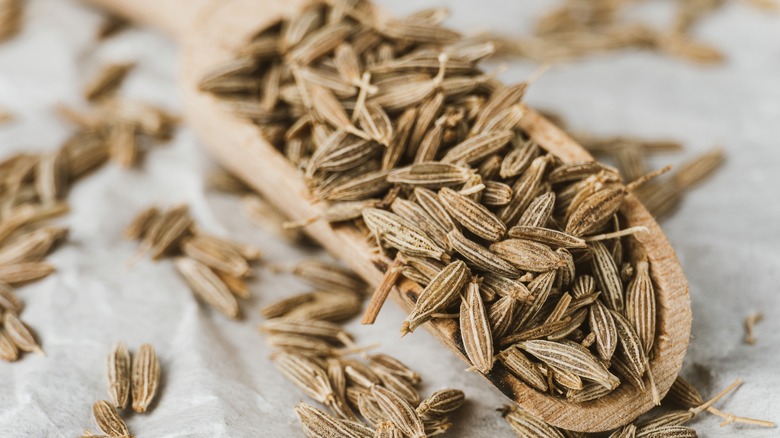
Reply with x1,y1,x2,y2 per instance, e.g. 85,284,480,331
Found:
625,260,656,354
174,257,239,319
460,279,494,373
371,385,426,438
415,389,465,419
131,343,160,413
3,311,43,355
402,260,470,335
107,342,131,409
438,187,506,241
519,339,619,390
93,399,130,436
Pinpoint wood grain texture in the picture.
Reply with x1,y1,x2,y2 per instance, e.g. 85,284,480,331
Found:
83,0,692,431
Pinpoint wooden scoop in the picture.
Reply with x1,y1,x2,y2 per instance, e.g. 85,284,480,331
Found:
84,0,692,431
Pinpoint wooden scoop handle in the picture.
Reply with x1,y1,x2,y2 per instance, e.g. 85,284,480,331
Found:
82,0,211,41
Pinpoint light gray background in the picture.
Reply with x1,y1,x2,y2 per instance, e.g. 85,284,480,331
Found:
0,0,778,436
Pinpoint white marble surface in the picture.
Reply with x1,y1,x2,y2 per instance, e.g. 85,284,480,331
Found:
0,0,778,436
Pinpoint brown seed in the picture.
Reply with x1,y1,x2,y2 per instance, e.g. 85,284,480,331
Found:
478,155,503,181
481,273,532,302
108,122,139,168
407,93,444,158
566,185,625,237
371,385,426,438
589,300,618,361
288,22,352,65
308,133,377,175
215,271,251,299
261,318,351,345
611,310,647,383
460,279,494,373
383,107,416,170
666,376,704,408
3,312,43,355
295,402,374,438
285,291,362,322
446,231,520,278
672,147,725,190
0,202,69,245
567,382,614,403
488,295,522,339
635,425,697,438
280,5,322,52
572,275,596,298
514,270,556,330
35,150,68,204
550,365,584,391
124,206,159,240
490,239,563,272
590,241,624,311
548,308,588,341
358,103,393,146
471,83,528,134
387,162,472,188
501,404,565,438
402,260,470,335
0,282,23,314
416,388,465,419
519,340,619,390
413,188,456,232
625,260,656,354
608,424,637,438
498,345,548,392
367,353,421,385
507,226,586,249
181,236,250,277
379,18,460,44
93,399,130,436
548,162,618,185
83,62,134,101
440,130,514,165
323,169,392,202
390,198,450,250
141,205,193,260
375,421,405,438
502,317,575,345
344,358,382,388
497,155,550,226
274,352,335,404
290,258,366,293
0,262,56,286
481,181,513,206
611,354,645,392
500,138,539,179
174,257,239,319
636,410,695,431
131,343,160,413
260,292,315,319
517,192,555,228
362,208,447,260
438,187,506,241
325,359,356,421
375,366,420,406
358,393,387,426
107,343,131,409
0,329,20,361
544,293,572,324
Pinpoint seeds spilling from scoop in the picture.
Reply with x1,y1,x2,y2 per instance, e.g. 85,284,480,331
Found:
125,204,261,319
